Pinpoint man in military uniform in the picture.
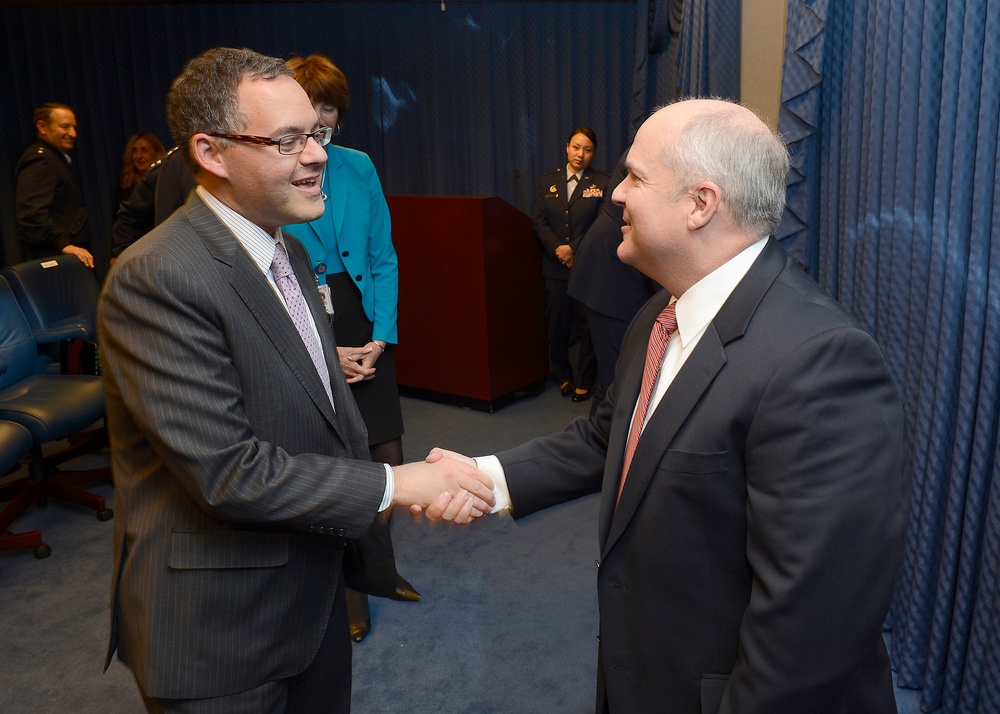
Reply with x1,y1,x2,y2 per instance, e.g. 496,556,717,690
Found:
14,103,94,267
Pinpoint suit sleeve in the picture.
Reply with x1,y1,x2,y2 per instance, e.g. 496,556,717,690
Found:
111,166,158,257
498,392,615,516
360,156,399,345
15,154,69,252
720,326,908,712
98,250,385,536
532,175,564,257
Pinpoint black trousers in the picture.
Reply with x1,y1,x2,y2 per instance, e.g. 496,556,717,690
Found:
544,277,596,390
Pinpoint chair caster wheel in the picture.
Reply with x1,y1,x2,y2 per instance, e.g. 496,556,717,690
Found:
96,508,113,521
34,543,52,559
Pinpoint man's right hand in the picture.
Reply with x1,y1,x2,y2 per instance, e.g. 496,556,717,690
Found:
63,244,94,268
392,455,495,525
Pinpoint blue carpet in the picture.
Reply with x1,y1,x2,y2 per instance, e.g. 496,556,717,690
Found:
0,387,928,712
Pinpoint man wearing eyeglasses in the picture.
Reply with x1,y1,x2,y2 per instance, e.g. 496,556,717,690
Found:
98,47,494,713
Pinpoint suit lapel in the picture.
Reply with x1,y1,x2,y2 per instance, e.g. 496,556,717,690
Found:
596,291,671,548
185,197,343,435
599,238,789,556
286,235,358,437
601,326,727,556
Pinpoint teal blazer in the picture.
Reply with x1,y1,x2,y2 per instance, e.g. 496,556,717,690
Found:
284,144,398,344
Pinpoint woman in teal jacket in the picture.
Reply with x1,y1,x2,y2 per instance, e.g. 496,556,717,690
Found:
285,54,416,643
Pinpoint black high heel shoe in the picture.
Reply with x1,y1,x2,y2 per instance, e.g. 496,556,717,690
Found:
390,575,421,602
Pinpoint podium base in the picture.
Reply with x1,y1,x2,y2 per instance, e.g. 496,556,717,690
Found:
399,379,546,413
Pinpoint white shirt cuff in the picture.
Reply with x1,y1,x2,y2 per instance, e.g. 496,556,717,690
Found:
474,455,512,514
379,464,394,512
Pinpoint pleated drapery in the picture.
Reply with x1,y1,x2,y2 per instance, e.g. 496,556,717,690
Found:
779,1,1000,711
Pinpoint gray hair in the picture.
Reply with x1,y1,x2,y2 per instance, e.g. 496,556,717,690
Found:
167,47,293,173
663,101,790,236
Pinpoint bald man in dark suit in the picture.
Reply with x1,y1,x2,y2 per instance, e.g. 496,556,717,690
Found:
436,99,908,713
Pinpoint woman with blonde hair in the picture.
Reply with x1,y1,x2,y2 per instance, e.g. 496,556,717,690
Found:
114,131,165,212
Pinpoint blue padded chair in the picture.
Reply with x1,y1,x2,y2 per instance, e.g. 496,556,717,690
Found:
2,254,100,374
0,420,47,558
1,254,98,343
0,276,111,558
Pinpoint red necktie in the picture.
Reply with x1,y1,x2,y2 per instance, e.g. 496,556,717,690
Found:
618,302,677,504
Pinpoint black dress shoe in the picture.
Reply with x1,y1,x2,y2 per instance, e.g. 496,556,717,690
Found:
559,380,574,397
571,388,592,402
390,576,421,602
349,618,371,643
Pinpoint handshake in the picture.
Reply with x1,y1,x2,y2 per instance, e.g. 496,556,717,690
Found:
391,447,497,525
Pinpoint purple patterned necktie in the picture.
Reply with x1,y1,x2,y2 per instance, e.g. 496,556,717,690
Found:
271,242,334,407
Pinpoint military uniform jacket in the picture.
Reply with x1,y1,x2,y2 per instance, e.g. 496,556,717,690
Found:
14,140,90,260
532,166,610,280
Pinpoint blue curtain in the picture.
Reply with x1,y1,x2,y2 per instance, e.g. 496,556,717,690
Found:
779,1,1000,712
0,1,743,275
627,0,741,137
0,2,641,272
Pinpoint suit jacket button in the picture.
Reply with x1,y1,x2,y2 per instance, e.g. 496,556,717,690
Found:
354,275,363,282
342,251,349,257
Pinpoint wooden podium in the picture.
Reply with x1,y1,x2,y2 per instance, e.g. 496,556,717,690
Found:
387,195,548,411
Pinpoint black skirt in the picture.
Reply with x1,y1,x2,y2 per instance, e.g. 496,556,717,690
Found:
325,271,404,445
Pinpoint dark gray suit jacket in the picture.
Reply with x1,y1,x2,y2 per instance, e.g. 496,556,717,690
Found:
98,192,389,699
499,238,908,713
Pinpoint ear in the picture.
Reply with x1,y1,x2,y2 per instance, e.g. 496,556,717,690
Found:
190,133,228,180
687,181,721,230
35,120,47,135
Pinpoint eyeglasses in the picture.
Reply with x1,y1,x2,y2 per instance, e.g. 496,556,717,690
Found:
208,126,333,155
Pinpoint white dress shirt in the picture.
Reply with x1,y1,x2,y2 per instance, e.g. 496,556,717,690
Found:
481,236,769,512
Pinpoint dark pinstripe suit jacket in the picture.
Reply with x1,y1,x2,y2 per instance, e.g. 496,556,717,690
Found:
98,192,389,699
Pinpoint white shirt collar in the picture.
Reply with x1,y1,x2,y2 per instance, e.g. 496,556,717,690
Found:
566,164,582,181
673,236,769,348
196,185,284,275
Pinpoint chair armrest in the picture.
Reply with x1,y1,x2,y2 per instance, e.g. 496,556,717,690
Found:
31,325,93,344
